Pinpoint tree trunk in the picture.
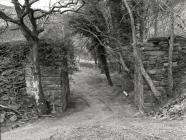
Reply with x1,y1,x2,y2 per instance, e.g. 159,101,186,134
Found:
60,49,71,111
122,0,144,112
123,0,161,98
98,57,104,73
18,29,49,114
134,59,144,112
154,13,158,37
153,1,159,38
9,1,50,115
168,12,174,97
97,45,113,86
93,48,98,65
32,41,49,114
119,50,130,72
94,56,97,65
123,0,162,112
136,1,144,111
90,47,98,64
106,0,131,74
139,4,145,42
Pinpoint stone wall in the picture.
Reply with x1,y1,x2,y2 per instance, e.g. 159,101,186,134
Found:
0,40,66,112
2,36,186,112
0,41,28,99
142,36,186,103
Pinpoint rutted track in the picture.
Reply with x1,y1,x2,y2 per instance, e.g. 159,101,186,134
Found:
2,67,186,140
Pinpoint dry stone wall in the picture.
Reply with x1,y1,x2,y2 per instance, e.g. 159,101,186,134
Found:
0,41,28,99
2,36,186,112
0,40,65,111
142,36,186,103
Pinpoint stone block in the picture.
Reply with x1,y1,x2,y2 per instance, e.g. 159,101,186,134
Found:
147,51,166,56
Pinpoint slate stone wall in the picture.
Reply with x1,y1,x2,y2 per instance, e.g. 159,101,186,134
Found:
142,36,186,101
0,40,64,111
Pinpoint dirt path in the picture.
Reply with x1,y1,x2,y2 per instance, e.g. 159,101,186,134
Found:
2,67,186,140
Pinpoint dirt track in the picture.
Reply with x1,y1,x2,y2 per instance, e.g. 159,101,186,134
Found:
2,67,186,140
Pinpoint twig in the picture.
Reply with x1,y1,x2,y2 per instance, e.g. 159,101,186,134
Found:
0,104,21,116
38,114,55,118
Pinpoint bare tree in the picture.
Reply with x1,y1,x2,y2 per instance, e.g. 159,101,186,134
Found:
0,0,84,114
98,0,130,74
122,0,144,113
122,0,162,112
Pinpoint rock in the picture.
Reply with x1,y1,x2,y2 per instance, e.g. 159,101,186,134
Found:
9,115,18,122
134,112,145,118
148,51,165,56
148,69,162,74
163,62,178,67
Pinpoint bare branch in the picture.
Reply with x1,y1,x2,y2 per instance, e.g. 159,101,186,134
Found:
12,0,23,19
34,0,85,19
0,10,20,24
29,0,40,6
76,27,105,47
60,0,85,14
0,104,21,116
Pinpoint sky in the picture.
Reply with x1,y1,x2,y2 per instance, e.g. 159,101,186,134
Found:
0,0,60,9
